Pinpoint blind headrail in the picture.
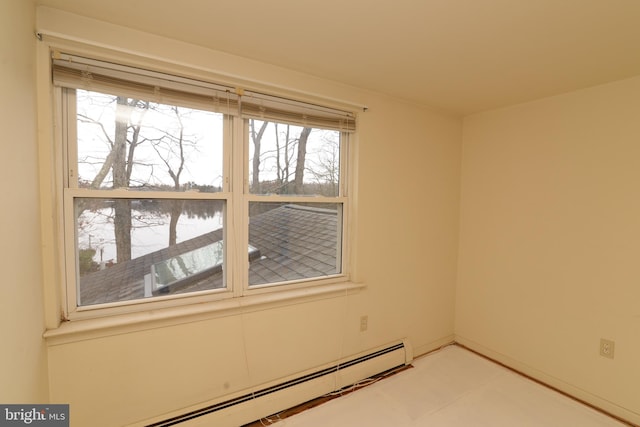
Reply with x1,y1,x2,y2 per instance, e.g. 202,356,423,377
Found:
52,52,357,132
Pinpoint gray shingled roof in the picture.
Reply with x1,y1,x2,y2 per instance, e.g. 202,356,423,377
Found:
79,204,339,306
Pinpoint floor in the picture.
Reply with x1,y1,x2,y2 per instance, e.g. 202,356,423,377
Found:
266,345,627,426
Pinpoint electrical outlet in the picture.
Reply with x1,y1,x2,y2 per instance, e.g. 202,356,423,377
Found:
600,339,615,359
360,315,368,332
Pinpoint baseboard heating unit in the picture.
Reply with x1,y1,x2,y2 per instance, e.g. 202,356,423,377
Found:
144,339,413,427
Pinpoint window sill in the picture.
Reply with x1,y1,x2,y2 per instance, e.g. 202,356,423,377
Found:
43,281,366,346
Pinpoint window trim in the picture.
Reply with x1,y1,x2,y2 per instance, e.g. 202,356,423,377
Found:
48,47,357,322
44,281,366,345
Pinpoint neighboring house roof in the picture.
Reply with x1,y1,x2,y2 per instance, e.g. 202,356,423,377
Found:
79,204,339,306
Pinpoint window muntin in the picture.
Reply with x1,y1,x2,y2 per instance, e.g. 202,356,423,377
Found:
55,53,354,315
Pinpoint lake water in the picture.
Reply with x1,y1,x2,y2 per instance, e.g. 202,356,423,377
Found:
77,208,223,265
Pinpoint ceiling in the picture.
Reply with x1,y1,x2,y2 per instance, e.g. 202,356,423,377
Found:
37,0,640,115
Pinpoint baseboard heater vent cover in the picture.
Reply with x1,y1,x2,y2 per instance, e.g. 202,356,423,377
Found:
145,339,412,427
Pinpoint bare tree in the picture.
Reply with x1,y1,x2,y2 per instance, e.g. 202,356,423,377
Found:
274,123,282,188
294,127,312,194
78,95,148,262
250,119,268,193
250,122,312,195
77,91,204,262
113,97,135,261
149,105,188,246
306,132,340,196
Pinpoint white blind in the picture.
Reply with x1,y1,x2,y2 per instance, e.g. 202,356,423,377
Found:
52,53,356,132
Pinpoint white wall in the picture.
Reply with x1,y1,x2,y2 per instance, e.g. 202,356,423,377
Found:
37,8,461,426
456,76,640,424
0,0,49,404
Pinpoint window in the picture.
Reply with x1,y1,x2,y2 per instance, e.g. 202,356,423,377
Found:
53,53,355,316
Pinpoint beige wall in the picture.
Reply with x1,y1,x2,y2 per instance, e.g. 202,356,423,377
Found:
31,6,640,427
0,0,49,403
38,8,461,426
456,77,640,424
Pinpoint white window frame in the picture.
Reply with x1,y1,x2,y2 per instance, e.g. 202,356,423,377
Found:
49,49,356,321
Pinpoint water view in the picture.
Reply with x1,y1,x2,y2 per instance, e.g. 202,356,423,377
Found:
76,203,223,271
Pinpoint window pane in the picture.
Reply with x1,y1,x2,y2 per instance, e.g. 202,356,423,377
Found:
248,202,342,287
76,89,224,192
248,120,341,196
75,198,225,306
